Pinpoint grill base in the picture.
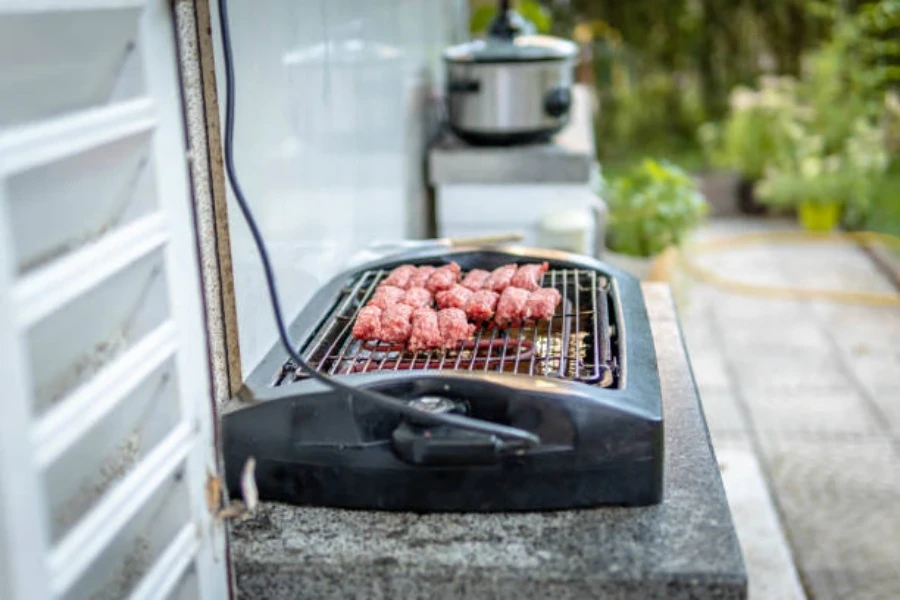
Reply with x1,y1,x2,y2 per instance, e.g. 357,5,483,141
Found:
224,372,663,511
234,453,663,511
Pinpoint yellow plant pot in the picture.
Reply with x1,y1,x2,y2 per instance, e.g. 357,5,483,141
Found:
798,201,841,232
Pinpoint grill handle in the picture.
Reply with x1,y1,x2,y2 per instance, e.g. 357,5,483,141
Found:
393,421,523,466
402,409,540,451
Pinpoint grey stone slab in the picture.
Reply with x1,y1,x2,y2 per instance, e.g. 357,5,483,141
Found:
707,433,753,455
715,443,806,600
841,348,900,394
868,385,900,436
867,242,900,288
785,268,898,296
681,317,717,352
799,568,900,600
690,353,733,389
676,216,900,600
692,255,790,288
835,338,900,366
775,243,898,296
717,320,830,352
229,284,747,599
809,303,900,350
743,386,880,436
674,291,718,339
774,243,878,271
697,386,749,437
758,436,900,600
728,353,850,392
428,86,595,185
708,294,809,325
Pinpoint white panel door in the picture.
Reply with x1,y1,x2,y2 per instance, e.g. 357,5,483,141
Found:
0,1,230,599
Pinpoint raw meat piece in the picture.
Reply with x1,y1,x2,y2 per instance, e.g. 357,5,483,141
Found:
494,286,530,328
435,284,473,310
408,307,442,352
438,308,475,348
510,262,549,291
368,285,405,310
461,269,491,291
381,264,417,289
380,303,414,343
486,264,517,293
464,290,500,322
524,288,562,322
408,266,436,289
400,287,433,308
425,262,461,293
352,306,382,340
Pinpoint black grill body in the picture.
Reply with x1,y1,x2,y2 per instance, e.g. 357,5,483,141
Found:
223,247,663,511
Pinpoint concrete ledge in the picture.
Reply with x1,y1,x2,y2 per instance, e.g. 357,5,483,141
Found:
230,283,747,599
428,85,596,185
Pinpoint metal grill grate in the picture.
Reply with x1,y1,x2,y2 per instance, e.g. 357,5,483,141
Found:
277,267,619,388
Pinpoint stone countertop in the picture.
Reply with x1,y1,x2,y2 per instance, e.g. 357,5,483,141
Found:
229,284,747,600
428,84,596,186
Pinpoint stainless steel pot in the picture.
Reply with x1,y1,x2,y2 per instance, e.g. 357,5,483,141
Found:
443,34,578,146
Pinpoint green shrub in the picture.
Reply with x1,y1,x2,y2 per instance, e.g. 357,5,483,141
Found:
698,76,804,181
756,115,890,226
603,159,707,257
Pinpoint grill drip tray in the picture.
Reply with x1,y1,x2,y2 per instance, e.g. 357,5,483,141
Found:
224,247,664,511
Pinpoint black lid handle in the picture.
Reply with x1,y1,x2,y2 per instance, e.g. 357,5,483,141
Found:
488,0,518,40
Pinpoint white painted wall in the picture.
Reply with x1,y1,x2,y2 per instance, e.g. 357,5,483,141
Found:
209,0,468,376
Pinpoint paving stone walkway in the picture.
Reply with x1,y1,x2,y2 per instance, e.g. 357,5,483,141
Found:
669,217,900,600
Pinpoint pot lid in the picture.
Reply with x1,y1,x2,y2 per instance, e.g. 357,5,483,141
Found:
443,35,578,64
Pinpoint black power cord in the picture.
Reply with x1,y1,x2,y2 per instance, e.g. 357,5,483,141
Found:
215,0,539,451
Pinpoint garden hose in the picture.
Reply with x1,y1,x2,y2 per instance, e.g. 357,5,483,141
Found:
665,230,900,307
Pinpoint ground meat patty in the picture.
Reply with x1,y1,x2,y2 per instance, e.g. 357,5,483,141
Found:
524,288,562,322
408,307,442,352
380,303,414,343
510,262,549,291
425,262,461,293
486,264,517,293
464,289,500,322
495,286,531,328
460,269,491,291
368,285,405,310
438,308,475,348
352,306,382,340
407,266,436,289
400,287,433,308
435,284,473,310
381,264,417,289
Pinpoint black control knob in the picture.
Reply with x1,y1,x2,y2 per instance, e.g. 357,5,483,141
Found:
544,87,572,118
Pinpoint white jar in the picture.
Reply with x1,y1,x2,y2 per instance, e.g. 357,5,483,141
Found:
538,208,595,256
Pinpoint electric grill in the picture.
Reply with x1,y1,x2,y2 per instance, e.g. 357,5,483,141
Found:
223,247,663,511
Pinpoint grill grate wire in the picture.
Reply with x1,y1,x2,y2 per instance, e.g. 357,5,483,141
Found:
276,267,618,388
